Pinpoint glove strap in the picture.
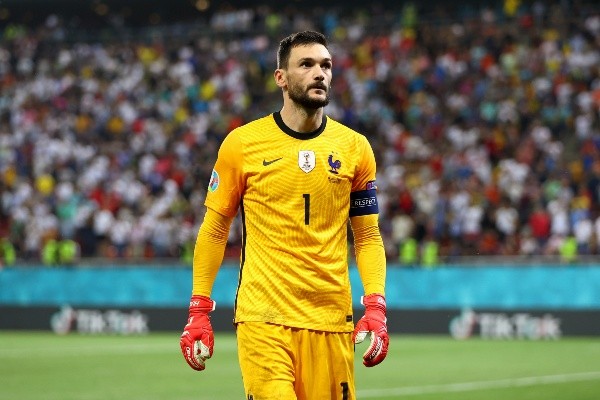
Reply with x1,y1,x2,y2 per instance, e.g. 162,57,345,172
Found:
361,293,386,312
190,295,216,312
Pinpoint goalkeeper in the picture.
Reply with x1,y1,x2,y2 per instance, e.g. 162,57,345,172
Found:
180,30,388,399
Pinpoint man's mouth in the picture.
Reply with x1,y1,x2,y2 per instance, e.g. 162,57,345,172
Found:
309,84,327,91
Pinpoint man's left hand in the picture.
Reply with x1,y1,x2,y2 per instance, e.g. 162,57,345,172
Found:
352,293,389,367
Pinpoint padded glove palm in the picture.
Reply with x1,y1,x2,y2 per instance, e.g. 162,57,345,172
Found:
180,295,215,371
352,293,389,367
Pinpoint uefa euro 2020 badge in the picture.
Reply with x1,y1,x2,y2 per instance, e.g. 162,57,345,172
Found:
208,169,219,192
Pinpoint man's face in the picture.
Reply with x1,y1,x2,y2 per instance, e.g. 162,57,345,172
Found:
283,43,332,109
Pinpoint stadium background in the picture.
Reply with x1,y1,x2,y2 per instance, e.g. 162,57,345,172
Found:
0,0,600,338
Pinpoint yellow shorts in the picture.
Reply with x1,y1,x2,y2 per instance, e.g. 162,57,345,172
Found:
236,322,355,400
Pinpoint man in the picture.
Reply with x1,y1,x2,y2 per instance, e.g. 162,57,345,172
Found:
180,30,388,399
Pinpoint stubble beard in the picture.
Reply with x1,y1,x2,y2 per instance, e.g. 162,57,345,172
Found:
288,81,330,110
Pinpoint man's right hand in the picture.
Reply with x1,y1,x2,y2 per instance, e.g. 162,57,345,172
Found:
180,295,216,371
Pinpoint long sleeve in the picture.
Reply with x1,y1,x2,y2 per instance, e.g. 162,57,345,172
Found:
192,207,235,296
350,213,386,295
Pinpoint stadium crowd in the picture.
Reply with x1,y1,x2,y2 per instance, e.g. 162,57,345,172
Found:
1,0,600,265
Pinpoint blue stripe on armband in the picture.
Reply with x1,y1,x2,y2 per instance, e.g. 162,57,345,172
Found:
349,189,379,217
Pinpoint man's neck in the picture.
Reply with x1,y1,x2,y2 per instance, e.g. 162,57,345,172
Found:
279,104,324,133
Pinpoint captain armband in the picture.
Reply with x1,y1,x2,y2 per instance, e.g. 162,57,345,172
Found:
349,189,379,217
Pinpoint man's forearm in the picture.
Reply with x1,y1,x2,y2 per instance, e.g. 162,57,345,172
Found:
351,214,386,295
192,208,234,296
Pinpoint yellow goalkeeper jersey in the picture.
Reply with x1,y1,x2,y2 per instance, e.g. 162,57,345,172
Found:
205,112,379,332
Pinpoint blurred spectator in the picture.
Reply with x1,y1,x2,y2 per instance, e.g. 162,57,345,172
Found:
528,202,551,247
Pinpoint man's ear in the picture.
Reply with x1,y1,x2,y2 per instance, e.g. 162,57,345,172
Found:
274,69,287,89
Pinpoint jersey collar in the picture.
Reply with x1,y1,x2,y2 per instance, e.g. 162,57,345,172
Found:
273,111,327,140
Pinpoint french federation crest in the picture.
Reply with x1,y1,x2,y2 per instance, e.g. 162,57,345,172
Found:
298,150,316,173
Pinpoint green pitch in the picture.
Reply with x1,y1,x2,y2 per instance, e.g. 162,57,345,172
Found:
1,332,599,400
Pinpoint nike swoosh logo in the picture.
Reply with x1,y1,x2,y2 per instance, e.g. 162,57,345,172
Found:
263,157,283,166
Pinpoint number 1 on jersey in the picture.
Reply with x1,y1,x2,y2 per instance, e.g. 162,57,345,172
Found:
340,382,349,399
303,193,310,225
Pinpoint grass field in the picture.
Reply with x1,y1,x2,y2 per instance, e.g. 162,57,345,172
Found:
1,332,600,400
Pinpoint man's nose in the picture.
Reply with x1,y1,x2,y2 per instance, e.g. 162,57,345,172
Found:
313,66,325,80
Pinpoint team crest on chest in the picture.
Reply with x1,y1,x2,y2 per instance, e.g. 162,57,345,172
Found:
298,150,316,173
328,153,342,174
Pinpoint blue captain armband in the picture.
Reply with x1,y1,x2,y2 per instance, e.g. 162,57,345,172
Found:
349,189,379,217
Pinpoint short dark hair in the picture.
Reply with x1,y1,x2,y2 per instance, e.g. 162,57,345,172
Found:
277,31,328,69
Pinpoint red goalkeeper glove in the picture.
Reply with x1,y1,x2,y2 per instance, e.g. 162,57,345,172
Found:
180,295,215,371
352,293,389,367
